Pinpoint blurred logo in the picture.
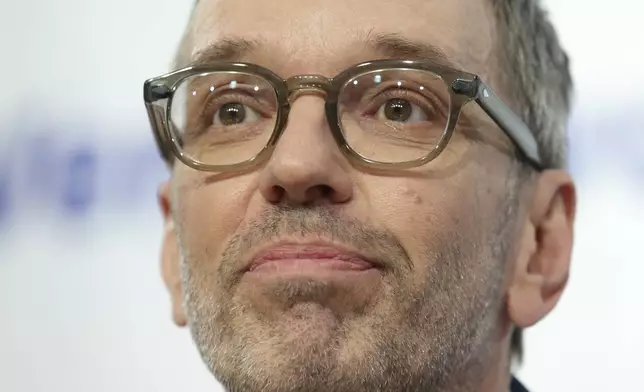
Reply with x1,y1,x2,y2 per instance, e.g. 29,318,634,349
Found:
0,117,167,225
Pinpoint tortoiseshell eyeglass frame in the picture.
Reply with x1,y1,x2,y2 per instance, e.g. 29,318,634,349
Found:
143,59,542,172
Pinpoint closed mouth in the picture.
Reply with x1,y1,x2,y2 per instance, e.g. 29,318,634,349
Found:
243,239,381,274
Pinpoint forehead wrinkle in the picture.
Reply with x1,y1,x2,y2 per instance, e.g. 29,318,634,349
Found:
186,31,473,79
188,0,495,77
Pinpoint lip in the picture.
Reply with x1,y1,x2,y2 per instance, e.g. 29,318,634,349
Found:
243,240,380,274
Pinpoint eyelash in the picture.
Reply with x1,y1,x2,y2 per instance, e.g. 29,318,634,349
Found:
363,89,445,119
189,87,447,132
199,91,270,121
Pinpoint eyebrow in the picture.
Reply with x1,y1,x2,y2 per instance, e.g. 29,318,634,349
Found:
190,37,261,66
365,32,460,70
189,32,460,70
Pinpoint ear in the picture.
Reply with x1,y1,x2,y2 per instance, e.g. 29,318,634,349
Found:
508,170,576,328
159,181,187,327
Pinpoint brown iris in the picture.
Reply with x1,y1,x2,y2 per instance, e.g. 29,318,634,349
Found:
384,99,412,122
219,103,246,125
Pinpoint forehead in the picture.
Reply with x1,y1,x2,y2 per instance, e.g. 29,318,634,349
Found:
189,0,495,76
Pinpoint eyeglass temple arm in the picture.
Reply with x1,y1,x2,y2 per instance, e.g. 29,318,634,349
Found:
473,81,543,170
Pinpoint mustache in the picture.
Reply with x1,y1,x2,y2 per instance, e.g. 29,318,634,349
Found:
219,205,413,275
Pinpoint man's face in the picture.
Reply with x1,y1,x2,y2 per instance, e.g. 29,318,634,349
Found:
161,0,540,391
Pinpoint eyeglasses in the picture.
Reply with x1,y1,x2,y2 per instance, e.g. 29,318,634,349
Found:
143,59,542,172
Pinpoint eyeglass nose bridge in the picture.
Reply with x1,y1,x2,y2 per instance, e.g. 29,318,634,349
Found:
285,74,334,103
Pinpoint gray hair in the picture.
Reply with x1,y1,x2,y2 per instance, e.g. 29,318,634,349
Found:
490,0,573,362
491,0,573,170
171,0,573,364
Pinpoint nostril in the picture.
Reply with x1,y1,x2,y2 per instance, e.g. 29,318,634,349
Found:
268,186,286,203
304,184,334,201
319,185,333,198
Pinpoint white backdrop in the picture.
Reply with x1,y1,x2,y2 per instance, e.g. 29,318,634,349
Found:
1,1,643,391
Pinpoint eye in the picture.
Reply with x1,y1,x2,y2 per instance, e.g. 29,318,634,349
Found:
376,98,429,123
213,102,261,126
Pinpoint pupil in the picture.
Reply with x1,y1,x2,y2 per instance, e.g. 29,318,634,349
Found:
219,103,245,125
384,99,412,122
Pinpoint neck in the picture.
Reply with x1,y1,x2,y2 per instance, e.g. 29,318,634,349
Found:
479,347,511,392
442,339,512,392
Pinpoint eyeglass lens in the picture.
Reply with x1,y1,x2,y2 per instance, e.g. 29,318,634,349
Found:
169,68,451,166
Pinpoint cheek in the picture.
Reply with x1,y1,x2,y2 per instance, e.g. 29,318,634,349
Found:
367,178,457,242
173,170,258,262
364,175,486,270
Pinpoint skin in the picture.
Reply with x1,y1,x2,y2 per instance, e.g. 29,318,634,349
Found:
158,0,577,391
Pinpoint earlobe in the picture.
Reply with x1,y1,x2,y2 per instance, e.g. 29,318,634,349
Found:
159,182,187,327
508,170,576,328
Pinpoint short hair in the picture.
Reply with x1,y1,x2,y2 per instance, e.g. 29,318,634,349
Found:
170,0,573,363
490,0,573,170
490,0,573,362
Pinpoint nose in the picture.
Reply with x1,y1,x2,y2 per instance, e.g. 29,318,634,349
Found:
258,95,354,206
